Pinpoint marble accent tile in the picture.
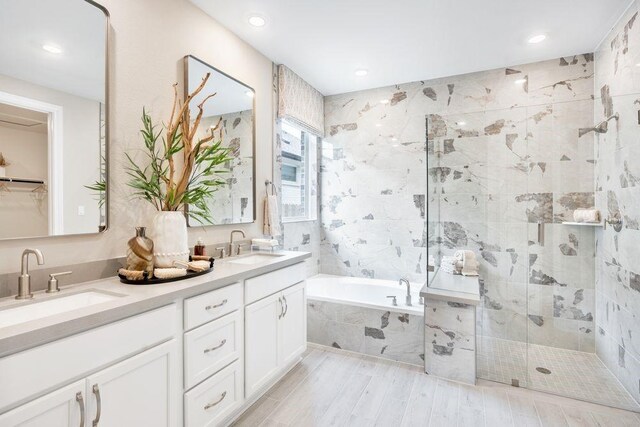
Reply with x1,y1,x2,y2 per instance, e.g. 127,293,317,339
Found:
424,298,476,384
307,300,423,366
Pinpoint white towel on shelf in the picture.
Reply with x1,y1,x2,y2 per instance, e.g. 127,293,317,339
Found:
573,208,600,223
440,256,462,274
454,250,480,276
263,194,281,237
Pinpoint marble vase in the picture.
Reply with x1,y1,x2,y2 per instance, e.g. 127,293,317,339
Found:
151,211,189,268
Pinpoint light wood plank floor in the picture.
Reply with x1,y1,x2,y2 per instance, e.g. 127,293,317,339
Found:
232,344,640,427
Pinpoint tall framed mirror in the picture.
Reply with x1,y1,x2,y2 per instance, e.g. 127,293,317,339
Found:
0,0,109,239
184,55,256,226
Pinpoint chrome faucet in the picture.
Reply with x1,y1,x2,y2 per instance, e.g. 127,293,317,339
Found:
16,249,45,300
399,278,412,306
229,229,246,257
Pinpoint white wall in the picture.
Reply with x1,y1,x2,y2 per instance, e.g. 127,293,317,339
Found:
0,0,274,273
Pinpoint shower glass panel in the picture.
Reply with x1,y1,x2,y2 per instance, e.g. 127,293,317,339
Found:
426,107,531,388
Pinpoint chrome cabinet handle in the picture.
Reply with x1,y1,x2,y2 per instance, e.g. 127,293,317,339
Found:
204,391,227,410
76,392,85,427
204,339,227,354
92,384,101,427
278,297,283,319
282,295,288,317
205,299,227,310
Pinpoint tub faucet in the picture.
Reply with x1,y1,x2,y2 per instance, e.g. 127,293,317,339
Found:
16,248,45,300
399,278,412,306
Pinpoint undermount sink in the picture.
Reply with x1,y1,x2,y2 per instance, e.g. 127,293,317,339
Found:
227,253,284,265
0,290,125,329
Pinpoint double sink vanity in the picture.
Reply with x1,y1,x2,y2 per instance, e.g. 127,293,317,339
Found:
0,250,310,426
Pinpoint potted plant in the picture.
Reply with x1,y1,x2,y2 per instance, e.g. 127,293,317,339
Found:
126,74,232,267
0,153,9,177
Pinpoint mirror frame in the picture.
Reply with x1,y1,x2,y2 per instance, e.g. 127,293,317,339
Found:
183,55,257,227
0,0,110,241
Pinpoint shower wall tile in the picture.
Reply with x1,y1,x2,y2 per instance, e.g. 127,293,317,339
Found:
322,53,596,353
594,0,640,404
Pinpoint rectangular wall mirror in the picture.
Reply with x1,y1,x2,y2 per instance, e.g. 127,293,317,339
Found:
0,0,109,239
184,55,255,226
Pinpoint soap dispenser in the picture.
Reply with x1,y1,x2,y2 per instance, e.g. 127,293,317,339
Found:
194,237,206,256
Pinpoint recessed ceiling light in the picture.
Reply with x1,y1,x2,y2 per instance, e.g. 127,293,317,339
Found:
248,15,266,27
355,69,368,77
515,78,527,85
375,123,382,127
245,91,254,98
42,44,62,54
528,34,546,44
380,99,389,104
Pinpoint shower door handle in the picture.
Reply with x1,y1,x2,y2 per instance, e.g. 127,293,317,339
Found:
537,222,544,246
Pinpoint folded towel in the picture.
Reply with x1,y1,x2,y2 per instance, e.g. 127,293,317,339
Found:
263,195,281,237
252,238,279,247
454,250,480,276
573,208,600,223
154,268,187,279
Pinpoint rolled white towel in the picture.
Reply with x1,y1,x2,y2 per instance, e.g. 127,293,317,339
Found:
252,238,279,247
573,208,600,223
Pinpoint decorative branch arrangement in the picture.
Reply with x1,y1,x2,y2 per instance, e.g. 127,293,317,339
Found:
125,73,232,223
0,152,9,167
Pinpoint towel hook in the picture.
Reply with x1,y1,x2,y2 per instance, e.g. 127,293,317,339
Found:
265,179,277,196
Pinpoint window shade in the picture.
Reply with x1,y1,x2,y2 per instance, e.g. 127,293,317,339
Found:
277,65,324,137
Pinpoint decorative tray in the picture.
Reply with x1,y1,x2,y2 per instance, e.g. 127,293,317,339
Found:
118,257,215,285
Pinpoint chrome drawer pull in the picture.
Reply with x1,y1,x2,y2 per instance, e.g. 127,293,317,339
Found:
282,295,288,317
204,391,227,410
278,297,283,319
205,299,227,311
92,384,101,427
76,392,85,427
204,339,227,354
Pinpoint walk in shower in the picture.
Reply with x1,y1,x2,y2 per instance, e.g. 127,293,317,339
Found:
426,50,640,411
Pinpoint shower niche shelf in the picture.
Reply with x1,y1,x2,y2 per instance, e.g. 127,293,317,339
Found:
561,222,603,227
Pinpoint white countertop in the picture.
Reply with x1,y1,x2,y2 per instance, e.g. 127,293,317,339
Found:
0,251,310,358
420,269,480,305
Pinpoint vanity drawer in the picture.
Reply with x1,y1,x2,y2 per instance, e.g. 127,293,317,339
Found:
184,282,242,330
245,262,306,304
184,310,242,390
184,359,243,427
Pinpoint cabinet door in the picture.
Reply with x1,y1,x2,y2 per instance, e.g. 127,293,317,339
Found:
0,380,85,427
85,340,178,427
279,282,307,367
244,293,281,397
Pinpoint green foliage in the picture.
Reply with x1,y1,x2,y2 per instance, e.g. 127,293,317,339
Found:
125,108,232,222
85,180,106,208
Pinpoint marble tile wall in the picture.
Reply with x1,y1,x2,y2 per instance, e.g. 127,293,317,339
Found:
594,1,640,404
424,298,476,385
323,55,597,352
307,299,424,366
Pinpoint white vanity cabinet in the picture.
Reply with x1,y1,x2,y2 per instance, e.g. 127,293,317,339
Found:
0,306,179,427
0,256,310,427
0,380,86,426
84,340,177,427
244,263,307,399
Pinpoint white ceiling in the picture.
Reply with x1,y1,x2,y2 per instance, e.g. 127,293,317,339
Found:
190,0,634,95
0,0,106,102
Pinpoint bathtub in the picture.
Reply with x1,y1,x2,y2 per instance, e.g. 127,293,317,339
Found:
306,274,424,366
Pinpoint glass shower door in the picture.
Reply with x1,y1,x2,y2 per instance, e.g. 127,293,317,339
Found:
426,107,531,387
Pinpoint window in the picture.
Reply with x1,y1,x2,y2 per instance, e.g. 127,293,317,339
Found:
280,120,318,222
